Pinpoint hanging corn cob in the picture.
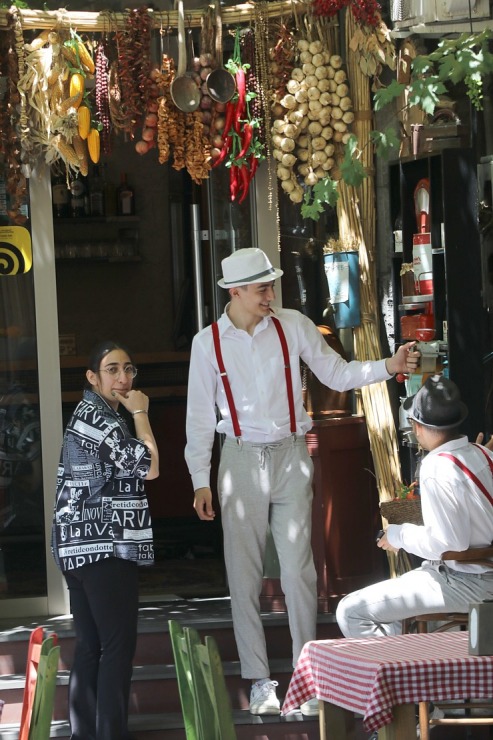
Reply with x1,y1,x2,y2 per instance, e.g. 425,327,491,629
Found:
77,105,91,139
87,128,101,164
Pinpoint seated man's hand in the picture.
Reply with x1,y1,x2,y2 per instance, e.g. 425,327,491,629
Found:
376,531,399,554
476,432,493,451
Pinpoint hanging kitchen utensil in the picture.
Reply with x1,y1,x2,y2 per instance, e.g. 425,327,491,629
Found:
206,0,236,103
170,0,200,113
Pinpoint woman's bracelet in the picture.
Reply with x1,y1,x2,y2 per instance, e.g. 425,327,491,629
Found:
132,409,148,416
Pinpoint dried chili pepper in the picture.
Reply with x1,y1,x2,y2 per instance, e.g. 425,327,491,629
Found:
236,121,253,161
249,154,259,181
234,68,246,134
237,165,251,204
221,100,235,142
230,164,240,201
212,135,232,168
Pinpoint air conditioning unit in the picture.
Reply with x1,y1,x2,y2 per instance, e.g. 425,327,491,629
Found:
391,0,436,23
436,0,490,21
392,0,491,30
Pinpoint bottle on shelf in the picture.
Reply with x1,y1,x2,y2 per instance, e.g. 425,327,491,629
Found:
70,172,88,218
89,165,105,217
52,172,70,218
117,172,135,216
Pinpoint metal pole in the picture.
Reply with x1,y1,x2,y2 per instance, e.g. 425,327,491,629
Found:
191,203,205,331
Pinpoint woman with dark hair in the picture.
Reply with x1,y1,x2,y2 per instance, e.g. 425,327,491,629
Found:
52,340,159,740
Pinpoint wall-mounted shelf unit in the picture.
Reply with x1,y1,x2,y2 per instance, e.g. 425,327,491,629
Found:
389,148,486,440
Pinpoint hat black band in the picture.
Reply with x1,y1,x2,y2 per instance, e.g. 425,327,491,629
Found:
222,267,276,285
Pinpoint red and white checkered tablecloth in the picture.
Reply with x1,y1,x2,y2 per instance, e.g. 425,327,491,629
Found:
282,631,493,731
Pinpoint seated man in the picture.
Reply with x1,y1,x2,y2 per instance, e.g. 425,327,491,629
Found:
336,374,493,638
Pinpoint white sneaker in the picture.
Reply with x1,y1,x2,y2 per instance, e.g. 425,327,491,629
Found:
300,698,319,716
249,680,281,715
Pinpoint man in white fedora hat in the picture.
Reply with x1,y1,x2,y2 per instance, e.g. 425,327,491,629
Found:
185,247,419,716
336,374,493,638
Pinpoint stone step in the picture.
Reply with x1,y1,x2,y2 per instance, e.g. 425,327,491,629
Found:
0,657,303,722
0,710,322,740
0,599,340,738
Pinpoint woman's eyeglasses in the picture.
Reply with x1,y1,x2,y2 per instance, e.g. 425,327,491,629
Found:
100,365,138,379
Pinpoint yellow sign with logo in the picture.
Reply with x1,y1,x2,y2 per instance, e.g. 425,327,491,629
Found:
0,226,32,275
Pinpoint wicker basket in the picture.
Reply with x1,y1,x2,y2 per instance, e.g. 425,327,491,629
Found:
380,498,423,526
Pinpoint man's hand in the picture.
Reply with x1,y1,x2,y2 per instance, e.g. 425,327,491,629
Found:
385,341,420,376
194,487,215,521
376,531,399,554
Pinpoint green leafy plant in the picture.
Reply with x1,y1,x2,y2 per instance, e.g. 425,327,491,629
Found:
0,0,30,7
302,29,493,220
301,176,339,221
374,29,493,113
394,480,419,500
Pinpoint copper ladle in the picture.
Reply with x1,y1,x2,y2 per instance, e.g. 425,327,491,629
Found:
206,0,235,104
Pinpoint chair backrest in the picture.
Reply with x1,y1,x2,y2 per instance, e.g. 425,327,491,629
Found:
186,627,220,740
28,639,60,740
168,619,236,740
168,620,200,740
20,628,59,740
187,630,236,740
441,544,493,568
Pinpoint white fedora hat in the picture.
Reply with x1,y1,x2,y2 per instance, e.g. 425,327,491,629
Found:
217,248,284,288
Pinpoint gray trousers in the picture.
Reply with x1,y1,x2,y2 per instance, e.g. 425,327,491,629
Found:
218,435,317,679
336,560,493,638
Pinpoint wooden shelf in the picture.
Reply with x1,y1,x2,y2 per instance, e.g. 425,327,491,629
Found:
54,216,139,225
56,256,141,263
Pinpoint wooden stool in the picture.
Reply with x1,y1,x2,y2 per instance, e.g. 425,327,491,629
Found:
403,545,493,740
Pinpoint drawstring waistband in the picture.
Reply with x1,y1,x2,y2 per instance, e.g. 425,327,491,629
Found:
223,434,301,469
251,441,295,469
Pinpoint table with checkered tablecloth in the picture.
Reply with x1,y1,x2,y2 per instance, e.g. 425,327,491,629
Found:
282,631,493,736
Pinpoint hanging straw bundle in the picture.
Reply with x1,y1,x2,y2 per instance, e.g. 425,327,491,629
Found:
339,9,403,505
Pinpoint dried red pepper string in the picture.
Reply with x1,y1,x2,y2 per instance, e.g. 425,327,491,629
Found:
217,26,265,199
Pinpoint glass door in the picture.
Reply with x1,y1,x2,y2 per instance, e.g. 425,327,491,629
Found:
205,167,258,322
0,179,47,601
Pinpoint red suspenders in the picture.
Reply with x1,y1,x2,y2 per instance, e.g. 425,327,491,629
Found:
211,316,297,439
211,321,241,439
271,317,297,436
438,444,493,507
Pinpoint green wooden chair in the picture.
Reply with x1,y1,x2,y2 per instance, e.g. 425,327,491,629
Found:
20,628,60,740
28,636,60,740
168,619,200,740
168,619,236,740
189,632,236,740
